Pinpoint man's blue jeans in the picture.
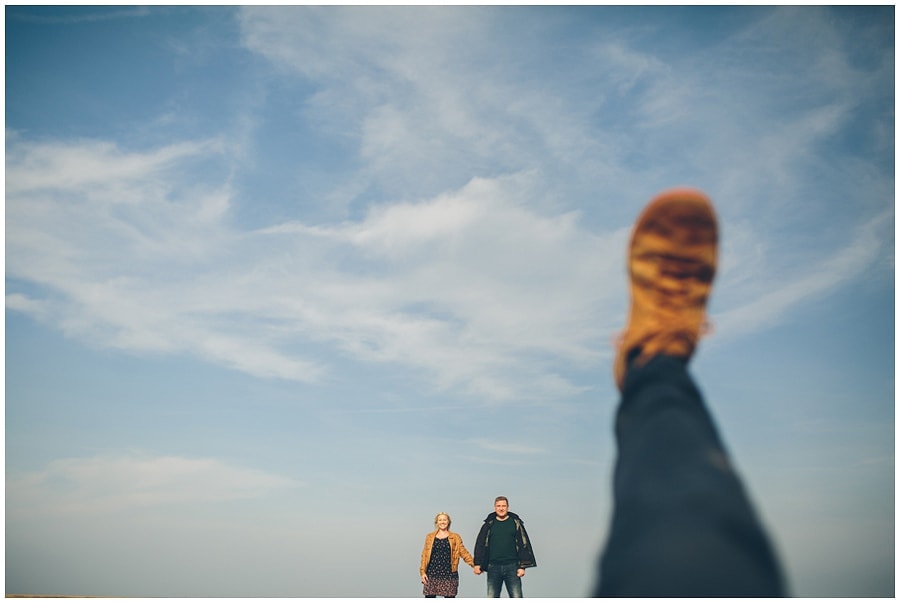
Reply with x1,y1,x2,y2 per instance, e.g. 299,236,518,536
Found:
486,562,522,598
595,355,786,597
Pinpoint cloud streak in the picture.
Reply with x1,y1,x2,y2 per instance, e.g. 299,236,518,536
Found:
714,208,894,338
8,6,152,24
7,454,301,516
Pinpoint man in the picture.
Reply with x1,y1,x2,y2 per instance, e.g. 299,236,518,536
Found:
594,188,786,596
473,496,536,598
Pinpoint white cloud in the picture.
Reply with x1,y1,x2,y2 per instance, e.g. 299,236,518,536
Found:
5,135,227,201
6,454,302,516
713,207,893,339
6,135,617,401
472,439,545,456
236,6,615,203
247,174,618,398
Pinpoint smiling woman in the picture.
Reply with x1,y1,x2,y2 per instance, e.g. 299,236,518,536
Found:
420,512,476,598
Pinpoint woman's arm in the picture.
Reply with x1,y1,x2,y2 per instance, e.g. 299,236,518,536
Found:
420,532,434,579
454,533,475,567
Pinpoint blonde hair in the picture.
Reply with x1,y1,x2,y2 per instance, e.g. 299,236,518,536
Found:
434,512,452,528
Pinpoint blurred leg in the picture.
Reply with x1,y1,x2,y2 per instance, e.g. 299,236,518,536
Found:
595,354,785,597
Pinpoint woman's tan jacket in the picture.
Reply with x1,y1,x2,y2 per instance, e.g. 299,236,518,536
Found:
419,531,475,576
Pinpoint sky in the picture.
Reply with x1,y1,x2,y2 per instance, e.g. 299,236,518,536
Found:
4,5,895,599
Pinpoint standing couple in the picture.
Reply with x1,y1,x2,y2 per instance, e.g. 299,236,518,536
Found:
419,496,537,598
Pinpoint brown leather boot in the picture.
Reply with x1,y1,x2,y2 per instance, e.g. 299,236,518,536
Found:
613,188,719,391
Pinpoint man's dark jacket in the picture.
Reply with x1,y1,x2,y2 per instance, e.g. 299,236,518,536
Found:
473,511,537,569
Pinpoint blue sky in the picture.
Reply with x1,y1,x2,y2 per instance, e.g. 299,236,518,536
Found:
5,5,894,598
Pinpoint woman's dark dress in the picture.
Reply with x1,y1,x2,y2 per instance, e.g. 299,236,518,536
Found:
423,536,459,597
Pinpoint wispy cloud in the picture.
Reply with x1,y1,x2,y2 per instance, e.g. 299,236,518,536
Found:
471,439,545,456
7,454,301,516
5,135,222,196
5,136,615,400
236,6,621,206
8,6,152,25
6,135,328,382
713,207,894,338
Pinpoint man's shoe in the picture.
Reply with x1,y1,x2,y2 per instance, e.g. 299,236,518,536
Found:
613,188,719,391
